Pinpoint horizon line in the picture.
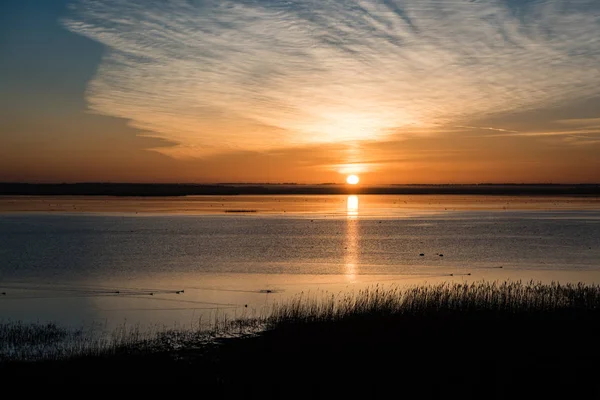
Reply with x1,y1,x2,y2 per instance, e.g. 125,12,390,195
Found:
2,182,600,186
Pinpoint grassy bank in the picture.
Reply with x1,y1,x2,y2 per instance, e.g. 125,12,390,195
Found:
2,281,600,396
0,316,264,362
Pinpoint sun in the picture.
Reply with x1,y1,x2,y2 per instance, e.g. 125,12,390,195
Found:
346,175,360,185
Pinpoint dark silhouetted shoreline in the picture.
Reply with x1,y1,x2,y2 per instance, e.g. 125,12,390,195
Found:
2,281,599,396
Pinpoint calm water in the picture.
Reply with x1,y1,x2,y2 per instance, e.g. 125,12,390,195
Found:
1,195,599,329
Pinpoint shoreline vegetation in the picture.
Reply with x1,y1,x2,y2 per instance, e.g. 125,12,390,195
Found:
2,281,600,395
1,182,600,196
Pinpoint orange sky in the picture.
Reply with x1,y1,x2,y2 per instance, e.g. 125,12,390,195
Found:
1,0,599,184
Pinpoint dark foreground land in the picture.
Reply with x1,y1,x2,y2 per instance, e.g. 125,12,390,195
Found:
2,182,600,196
2,282,600,397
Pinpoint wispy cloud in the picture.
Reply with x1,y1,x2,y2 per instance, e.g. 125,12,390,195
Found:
456,125,519,133
562,134,600,146
556,118,600,128
64,0,600,157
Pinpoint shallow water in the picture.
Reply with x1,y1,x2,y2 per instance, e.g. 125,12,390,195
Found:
0,195,599,329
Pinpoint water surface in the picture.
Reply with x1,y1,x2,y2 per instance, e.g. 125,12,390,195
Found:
1,195,599,329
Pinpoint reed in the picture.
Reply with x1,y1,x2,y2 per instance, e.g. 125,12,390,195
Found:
0,311,266,362
2,280,600,363
268,280,600,327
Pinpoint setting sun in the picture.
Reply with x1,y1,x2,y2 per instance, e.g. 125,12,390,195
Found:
346,175,360,185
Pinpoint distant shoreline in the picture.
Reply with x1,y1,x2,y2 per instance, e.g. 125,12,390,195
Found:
1,183,599,196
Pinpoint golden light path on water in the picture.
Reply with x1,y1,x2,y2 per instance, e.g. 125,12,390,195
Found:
345,195,359,281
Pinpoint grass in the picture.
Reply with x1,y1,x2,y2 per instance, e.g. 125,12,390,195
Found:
270,280,600,325
0,313,265,362
2,281,600,396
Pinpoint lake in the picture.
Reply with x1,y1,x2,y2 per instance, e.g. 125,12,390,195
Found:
1,195,599,329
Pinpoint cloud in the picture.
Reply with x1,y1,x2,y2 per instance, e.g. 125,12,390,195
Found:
556,118,600,128
64,0,600,158
456,125,519,133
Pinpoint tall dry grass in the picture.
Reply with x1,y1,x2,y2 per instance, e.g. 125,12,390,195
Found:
268,280,600,325
3,280,599,362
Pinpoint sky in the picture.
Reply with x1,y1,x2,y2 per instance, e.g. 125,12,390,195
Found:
1,0,599,184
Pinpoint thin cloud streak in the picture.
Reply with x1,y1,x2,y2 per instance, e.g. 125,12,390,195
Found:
456,125,520,133
64,0,600,158
483,129,600,138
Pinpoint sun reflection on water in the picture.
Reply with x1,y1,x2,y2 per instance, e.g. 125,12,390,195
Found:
345,195,359,281
347,195,358,217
